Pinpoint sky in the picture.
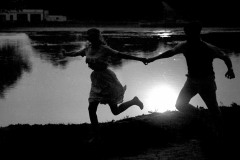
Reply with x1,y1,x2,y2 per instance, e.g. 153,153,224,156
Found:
1,0,240,26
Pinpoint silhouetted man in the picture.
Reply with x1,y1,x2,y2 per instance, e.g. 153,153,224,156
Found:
147,21,235,119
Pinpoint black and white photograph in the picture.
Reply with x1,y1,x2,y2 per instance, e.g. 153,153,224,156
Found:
0,0,240,159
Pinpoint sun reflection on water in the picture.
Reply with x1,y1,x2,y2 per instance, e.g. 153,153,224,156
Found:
144,84,178,113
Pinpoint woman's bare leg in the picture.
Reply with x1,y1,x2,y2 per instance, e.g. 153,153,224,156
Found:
109,96,143,115
88,101,99,127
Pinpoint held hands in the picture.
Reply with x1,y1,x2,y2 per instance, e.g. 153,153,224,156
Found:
141,58,149,65
225,69,235,79
140,58,155,65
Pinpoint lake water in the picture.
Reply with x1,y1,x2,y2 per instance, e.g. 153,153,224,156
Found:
0,27,240,127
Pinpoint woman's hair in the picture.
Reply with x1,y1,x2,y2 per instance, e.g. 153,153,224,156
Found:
86,28,106,45
86,28,122,67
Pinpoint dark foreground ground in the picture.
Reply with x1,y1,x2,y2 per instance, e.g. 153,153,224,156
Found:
1,104,240,160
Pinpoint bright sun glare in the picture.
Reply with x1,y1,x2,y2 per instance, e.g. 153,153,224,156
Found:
145,84,178,112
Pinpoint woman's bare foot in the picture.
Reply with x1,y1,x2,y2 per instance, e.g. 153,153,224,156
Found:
133,96,144,110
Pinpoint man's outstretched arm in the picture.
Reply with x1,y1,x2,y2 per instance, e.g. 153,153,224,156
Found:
147,49,177,63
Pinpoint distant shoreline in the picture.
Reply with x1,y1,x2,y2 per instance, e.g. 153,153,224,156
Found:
0,21,176,30
1,22,240,34
2,21,240,31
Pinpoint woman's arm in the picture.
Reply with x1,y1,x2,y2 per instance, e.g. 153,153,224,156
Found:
106,46,145,62
61,48,86,57
117,51,145,61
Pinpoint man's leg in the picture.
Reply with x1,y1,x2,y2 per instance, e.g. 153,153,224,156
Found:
200,84,223,138
199,87,221,117
175,79,199,115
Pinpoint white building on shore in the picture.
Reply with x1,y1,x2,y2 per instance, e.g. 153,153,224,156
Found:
0,9,67,23
45,15,67,22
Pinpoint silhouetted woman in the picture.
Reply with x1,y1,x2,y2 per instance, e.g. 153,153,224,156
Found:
61,28,144,130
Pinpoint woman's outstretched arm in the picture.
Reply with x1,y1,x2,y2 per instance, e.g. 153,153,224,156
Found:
117,52,145,61
107,46,146,63
61,48,86,57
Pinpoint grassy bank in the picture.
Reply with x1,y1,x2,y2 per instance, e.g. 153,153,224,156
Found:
0,104,240,159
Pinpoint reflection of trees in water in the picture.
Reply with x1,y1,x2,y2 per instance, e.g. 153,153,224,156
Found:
33,44,78,68
105,36,160,53
29,30,240,68
29,32,83,68
30,32,162,69
30,30,240,67
0,44,32,98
